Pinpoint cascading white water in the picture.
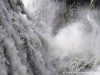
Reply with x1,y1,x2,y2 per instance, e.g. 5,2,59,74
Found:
19,0,100,75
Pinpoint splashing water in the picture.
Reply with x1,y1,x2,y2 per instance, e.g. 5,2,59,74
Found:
10,0,100,75
22,0,100,75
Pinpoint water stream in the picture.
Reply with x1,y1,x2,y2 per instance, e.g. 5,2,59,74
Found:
0,0,100,75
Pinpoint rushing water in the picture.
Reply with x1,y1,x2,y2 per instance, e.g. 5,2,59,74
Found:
1,0,100,75
20,0,100,75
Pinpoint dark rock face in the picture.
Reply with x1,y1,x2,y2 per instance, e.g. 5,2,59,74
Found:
52,0,100,35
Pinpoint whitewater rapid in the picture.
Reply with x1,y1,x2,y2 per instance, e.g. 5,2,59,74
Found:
21,0,100,75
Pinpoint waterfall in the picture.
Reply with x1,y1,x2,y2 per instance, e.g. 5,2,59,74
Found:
0,0,100,75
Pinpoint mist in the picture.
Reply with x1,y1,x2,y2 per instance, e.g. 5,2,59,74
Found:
21,0,100,75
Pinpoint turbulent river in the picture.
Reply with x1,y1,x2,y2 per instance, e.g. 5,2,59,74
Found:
0,0,100,75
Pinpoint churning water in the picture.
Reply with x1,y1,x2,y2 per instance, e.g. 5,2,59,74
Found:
19,0,100,75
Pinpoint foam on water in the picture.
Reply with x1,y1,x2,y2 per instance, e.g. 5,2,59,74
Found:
21,0,100,75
